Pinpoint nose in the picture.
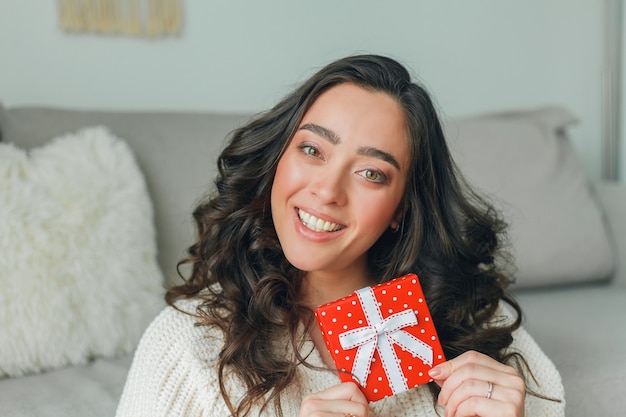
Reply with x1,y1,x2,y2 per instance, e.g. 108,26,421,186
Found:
308,167,348,206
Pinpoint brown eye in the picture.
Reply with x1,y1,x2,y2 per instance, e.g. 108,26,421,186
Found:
359,169,386,183
301,145,321,158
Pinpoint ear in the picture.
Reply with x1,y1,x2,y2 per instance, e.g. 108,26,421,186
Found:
391,203,406,229
389,211,404,232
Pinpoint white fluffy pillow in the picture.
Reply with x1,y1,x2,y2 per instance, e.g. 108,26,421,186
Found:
0,127,164,378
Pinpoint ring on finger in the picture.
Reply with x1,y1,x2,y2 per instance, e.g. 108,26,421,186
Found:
345,414,356,417
486,381,494,399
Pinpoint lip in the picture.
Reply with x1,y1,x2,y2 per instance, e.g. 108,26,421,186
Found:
292,207,347,242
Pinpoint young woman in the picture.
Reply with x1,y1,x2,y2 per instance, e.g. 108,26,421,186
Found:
116,55,564,417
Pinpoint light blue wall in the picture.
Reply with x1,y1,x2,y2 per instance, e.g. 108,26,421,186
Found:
621,2,626,182
0,1,617,180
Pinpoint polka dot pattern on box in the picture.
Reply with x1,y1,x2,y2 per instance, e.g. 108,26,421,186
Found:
314,273,446,403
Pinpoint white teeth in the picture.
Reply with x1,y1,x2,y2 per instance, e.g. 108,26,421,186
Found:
298,209,343,232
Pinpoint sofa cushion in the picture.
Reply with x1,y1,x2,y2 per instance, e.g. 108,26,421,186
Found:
0,127,163,377
445,107,615,288
516,284,626,416
0,355,132,417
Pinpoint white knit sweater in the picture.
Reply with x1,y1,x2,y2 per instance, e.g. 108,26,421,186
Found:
116,298,565,417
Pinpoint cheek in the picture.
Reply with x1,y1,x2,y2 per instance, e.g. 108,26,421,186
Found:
273,154,309,193
270,162,286,210
356,189,404,226
273,155,290,184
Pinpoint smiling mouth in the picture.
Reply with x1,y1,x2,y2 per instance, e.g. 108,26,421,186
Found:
298,209,345,232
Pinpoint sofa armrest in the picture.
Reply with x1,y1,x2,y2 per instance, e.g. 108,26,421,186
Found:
593,181,626,287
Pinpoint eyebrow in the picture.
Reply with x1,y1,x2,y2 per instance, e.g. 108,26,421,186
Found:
299,122,401,170
357,146,400,170
299,123,341,145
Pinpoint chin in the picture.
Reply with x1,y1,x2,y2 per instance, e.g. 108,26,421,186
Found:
284,257,321,273
282,251,327,273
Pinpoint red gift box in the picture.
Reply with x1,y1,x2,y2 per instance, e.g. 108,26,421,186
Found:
314,273,446,402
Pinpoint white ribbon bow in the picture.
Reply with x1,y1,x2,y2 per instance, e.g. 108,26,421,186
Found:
338,286,434,394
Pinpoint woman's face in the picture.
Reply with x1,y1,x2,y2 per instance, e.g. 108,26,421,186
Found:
271,83,410,282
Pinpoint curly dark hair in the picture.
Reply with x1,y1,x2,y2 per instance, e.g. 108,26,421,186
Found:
166,54,526,416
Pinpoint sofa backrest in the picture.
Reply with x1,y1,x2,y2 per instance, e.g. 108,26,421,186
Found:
0,104,615,290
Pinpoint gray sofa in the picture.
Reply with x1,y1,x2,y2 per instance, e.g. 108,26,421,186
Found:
0,104,624,417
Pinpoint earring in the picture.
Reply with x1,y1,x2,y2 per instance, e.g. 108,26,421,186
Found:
390,222,400,233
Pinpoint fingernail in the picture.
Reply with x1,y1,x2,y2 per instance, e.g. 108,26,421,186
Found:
428,365,442,378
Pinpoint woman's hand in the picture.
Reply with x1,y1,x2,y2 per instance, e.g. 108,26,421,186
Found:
428,350,525,417
298,382,370,417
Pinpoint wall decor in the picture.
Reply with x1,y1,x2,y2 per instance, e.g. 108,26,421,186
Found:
57,0,183,37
